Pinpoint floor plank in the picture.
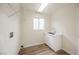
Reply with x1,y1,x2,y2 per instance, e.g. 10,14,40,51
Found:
19,44,69,55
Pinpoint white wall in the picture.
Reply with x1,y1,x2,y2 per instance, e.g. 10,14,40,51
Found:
51,4,77,54
76,7,79,55
0,4,20,54
21,8,51,48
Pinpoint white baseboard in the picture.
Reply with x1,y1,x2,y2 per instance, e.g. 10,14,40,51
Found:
62,48,75,55
24,42,45,48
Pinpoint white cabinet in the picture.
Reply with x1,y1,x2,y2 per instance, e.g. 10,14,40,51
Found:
45,33,62,51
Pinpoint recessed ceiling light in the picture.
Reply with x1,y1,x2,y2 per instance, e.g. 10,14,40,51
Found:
38,3,48,12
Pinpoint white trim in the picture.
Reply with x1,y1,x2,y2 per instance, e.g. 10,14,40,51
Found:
24,42,45,48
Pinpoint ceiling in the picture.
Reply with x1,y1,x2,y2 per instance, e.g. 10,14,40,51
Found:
21,3,79,15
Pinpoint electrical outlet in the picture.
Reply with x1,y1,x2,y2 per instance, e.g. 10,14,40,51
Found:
10,32,13,38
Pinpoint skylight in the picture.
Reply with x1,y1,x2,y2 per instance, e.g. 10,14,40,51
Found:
38,3,48,12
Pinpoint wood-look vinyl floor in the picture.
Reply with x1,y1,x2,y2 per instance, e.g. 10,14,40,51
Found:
19,44,69,55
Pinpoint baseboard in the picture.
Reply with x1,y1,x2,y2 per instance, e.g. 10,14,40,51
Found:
23,42,45,48
45,43,70,55
62,48,75,55
44,43,55,52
